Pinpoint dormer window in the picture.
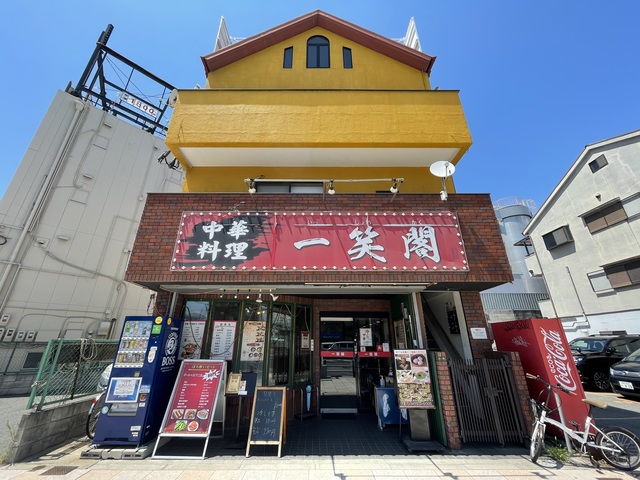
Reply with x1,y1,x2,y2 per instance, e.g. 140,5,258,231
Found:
307,36,330,68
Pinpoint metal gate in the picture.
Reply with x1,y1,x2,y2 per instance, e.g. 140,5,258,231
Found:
448,356,528,445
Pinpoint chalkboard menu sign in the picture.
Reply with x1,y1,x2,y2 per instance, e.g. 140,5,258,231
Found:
245,387,286,457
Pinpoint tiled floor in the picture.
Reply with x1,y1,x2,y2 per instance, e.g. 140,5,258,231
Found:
153,413,416,458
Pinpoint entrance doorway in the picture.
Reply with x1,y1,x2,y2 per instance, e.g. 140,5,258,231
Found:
320,314,392,414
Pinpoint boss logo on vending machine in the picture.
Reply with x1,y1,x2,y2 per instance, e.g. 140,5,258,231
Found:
162,332,179,367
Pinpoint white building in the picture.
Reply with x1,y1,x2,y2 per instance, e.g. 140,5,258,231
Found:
523,130,640,340
0,30,183,344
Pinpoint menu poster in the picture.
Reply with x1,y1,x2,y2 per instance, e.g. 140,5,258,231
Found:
179,320,206,360
211,321,237,360
160,360,226,435
393,349,434,409
360,327,373,347
240,321,266,361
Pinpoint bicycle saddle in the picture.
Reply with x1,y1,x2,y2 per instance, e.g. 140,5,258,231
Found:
582,398,608,409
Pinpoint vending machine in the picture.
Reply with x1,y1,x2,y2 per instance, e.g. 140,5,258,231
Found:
93,315,183,446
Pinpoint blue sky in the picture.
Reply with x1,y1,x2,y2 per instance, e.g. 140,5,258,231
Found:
1,1,639,209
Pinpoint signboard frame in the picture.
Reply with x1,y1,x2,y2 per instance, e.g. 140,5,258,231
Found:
152,359,226,459
393,349,435,409
245,386,287,458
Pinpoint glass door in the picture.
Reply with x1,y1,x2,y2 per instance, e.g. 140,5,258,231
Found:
319,317,357,413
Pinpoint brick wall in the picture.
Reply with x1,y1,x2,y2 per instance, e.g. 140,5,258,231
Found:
433,351,461,449
460,291,493,358
125,193,511,290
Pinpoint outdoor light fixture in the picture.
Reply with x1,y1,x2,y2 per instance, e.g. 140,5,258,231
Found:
270,293,279,301
256,293,263,303
389,178,404,194
327,180,335,195
247,180,257,194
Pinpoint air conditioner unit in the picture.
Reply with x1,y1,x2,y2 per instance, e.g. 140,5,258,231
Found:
0,328,4,341
26,331,36,342
3,328,15,342
15,331,25,342
0,314,9,326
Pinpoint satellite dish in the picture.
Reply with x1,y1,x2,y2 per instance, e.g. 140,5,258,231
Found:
429,161,456,178
168,89,179,108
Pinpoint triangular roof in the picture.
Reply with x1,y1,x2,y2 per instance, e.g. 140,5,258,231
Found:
523,128,640,235
201,10,436,76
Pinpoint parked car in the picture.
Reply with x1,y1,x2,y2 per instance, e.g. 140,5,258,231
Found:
570,334,640,392
610,347,640,399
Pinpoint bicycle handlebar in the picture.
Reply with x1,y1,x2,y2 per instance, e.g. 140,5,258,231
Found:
525,373,576,396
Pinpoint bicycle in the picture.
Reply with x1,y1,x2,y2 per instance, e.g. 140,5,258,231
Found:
526,373,640,471
86,389,106,439
86,363,112,439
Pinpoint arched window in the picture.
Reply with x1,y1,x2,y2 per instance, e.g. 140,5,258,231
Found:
307,36,330,68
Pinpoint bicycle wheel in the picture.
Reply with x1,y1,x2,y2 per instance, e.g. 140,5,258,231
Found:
86,392,105,439
596,427,640,471
530,422,545,463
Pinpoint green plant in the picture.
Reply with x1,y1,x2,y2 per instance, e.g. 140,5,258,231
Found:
0,420,18,465
546,441,573,463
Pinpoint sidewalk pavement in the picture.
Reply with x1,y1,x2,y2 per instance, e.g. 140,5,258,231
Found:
1,438,638,480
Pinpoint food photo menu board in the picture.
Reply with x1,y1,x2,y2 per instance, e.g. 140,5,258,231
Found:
179,320,206,360
159,360,226,436
393,349,435,409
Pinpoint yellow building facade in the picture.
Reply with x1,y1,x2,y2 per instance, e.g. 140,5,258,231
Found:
166,11,471,195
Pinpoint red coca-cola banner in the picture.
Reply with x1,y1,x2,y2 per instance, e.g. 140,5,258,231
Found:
492,318,588,435
171,211,468,272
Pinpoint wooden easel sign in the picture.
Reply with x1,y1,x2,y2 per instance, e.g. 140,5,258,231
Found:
245,386,286,457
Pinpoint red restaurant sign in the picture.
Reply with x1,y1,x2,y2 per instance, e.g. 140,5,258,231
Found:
171,211,468,272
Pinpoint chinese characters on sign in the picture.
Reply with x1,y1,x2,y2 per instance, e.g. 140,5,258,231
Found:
240,321,266,361
210,321,237,360
179,320,206,360
171,211,467,271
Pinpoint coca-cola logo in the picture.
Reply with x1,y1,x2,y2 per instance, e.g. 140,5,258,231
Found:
540,328,578,391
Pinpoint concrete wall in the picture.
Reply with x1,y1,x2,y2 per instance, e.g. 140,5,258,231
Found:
0,374,36,397
7,397,92,463
0,90,184,346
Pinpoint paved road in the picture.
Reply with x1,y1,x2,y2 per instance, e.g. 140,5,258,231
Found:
0,396,30,461
586,390,640,436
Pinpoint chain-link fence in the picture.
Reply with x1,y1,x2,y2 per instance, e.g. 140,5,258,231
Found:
0,341,50,374
27,339,118,410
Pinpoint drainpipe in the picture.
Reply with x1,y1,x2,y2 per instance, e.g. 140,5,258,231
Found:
566,266,590,327
0,99,86,312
